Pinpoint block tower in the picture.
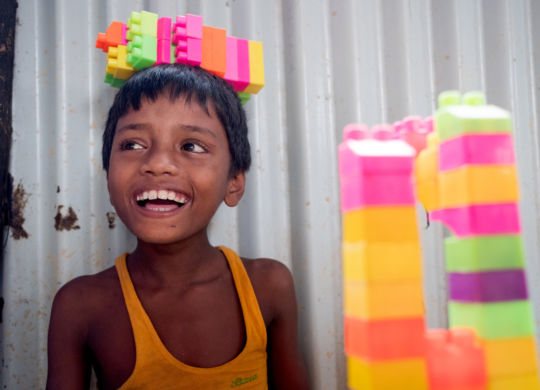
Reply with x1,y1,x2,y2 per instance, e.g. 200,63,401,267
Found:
416,91,540,389
339,125,429,389
95,10,264,104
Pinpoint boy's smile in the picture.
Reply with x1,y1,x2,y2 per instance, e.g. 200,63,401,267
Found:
107,93,245,245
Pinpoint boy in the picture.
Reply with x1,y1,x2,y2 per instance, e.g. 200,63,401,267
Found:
46,64,310,389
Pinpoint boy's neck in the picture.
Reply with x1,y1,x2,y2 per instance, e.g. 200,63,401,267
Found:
126,233,225,288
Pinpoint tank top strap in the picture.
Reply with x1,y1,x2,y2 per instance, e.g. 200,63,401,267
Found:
217,246,267,349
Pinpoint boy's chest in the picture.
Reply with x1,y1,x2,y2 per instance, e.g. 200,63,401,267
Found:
88,278,252,389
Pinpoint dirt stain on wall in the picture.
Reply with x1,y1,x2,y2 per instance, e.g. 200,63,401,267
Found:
54,205,80,231
106,211,116,229
10,180,29,239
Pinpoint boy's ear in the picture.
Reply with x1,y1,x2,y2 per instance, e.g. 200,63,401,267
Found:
224,171,246,207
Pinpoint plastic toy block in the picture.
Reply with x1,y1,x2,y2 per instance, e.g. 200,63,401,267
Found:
106,45,135,80
127,34,157,70
489,372,540,390
127,11,158,40
439,133,515,171
343,206,419,242
445,235,525,272
448,300,535,339
481,336,538,377
244,40,265,94
430,203,521,237
448,270,528,302
439,165,518,207
436,91,512,142
348,356,428,390
343,123,369,141
344,316,426,360
237,92,251,106
342,241,422,283
425,328,486,390
155,17,172,65
96,21,127,52
395,116,429,154
104,73,126,88
173,14,202,66
371,124,395,140
415,132,440,210
344,280,424,319
201,26,227,77
224,37,250,91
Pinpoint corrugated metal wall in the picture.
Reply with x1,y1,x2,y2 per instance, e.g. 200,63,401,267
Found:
2,0,540,388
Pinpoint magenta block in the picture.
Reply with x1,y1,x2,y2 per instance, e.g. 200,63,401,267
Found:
224,37,250,91
173,14,202,65
430,203,521,237
439,134,515,171
155,18,172,65
237,38,250,90
449,270,528,302
338,141,416,210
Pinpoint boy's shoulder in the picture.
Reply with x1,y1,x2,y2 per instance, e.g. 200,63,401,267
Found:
240,256,296,324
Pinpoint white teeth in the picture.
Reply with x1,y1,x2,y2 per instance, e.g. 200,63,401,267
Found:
157,190,168,200
136,189,188,204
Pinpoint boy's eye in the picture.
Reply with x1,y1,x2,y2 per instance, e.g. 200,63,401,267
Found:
182,142,206,153
120,141,144,150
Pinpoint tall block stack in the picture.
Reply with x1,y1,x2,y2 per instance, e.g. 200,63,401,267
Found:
421,91,540,390
339,124,428,390
95,10,264,103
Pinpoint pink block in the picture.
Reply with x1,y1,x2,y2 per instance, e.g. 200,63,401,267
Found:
430,203,521,237
237,38,250,90
155,39,171,65
224,36,248,91
439,134,515,171
338,142,415,209
173,14,202,65
340,173,415,210
157,17,172,40
343,124,368,141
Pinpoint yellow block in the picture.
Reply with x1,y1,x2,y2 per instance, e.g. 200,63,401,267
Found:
342,241,422,283
343,280,424,319
416,180,439,212
482,336,539,377
106,45,135,80
348,356,428,390
489,372,540,390
343,206,419,243
243,40,265,94
439,165,518,207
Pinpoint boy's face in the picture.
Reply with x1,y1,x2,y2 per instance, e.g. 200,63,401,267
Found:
107,94,245,245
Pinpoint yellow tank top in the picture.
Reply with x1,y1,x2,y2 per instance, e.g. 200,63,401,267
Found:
115,246,268,389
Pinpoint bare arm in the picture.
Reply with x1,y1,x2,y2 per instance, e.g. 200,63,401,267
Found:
46,279,92,390
265,263,310,390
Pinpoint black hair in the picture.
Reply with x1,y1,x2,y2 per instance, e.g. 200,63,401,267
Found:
102,63,251,176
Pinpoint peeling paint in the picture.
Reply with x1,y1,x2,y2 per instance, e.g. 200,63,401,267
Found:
106,211,116,229
54,205,80,231
9,180,29,239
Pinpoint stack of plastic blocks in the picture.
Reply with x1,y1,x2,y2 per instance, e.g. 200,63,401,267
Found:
426,91,540,389
95,11,264,103
339,124,429,389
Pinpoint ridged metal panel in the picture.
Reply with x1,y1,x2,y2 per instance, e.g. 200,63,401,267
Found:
2,0,540,389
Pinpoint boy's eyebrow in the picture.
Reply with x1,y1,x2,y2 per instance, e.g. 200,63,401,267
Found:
116,123,218,139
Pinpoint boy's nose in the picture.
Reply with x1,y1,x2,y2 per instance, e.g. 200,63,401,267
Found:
141,147,178,175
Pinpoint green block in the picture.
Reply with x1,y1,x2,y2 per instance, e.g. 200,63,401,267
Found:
127,35,157,70
445,235,525,272
127,10,158,39
171,44,176,64
435,91,512,141
104,73,126,88
238,92,251,106
449,300,535,339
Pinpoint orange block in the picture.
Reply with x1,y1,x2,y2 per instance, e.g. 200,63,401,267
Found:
201,26,226,77
344,316,426,361
426,328,487,390
96,21,126,52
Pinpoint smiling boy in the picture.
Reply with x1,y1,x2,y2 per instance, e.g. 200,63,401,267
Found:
46,64,309,389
